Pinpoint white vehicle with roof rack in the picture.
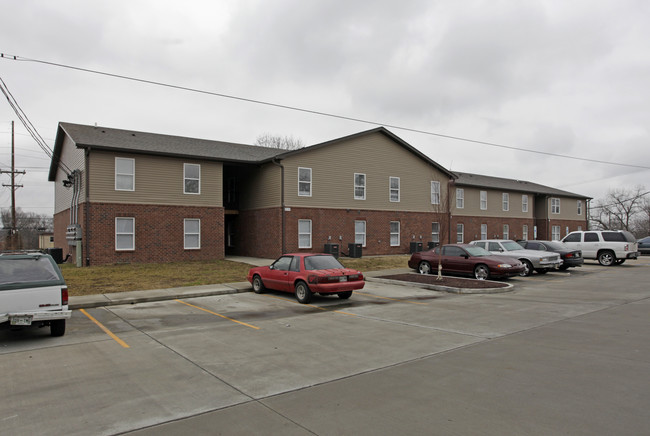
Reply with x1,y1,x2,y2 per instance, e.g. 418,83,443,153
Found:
561,230,639,266
469,239,563,276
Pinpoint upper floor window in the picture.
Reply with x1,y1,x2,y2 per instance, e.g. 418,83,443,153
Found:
298,219,312,248
298,167,312,197
184,219,201,249
577,200,582,215
184,163,201,194
456,188,464,209
551,198,561,214
431,181,440,205
354,173,366,200
480,191,487,210
115,158,135,191
389,177,400,202
115,217,135,251
502,193,510,211
522,195,529,213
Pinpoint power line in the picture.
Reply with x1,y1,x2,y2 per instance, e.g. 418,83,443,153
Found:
2,53,649,171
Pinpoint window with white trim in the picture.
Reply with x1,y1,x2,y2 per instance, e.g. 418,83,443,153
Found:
456,223,464,243
456,188,464,209
355,220,366,247
298,219,312,248
115,217,135,251
551,198,561,214
481,224,487,240
115,158,135,191
502,193,509,211
480,191,487,210
390,221,400,246
354,173,366,200
551,225,561,240
389,177,400,202
522,195,529,213
184,219,201,249
432,222,440,244
184,163,201,194
431,181,440,205
523,225,529,240
298,167,312,197
577,200,582,215
503,224,509,240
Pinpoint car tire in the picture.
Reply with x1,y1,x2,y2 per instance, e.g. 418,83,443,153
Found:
418,261,432,274
473,264,490,280
50,319,66,337
338,291,353,299
520,260,533,277
295,281,313,304
598,250,615,266
252,275,265,294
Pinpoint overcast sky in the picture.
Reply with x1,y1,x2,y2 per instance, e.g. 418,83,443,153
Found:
1,0,649,217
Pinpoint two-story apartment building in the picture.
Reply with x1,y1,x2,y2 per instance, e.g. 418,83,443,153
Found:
451,172,590,242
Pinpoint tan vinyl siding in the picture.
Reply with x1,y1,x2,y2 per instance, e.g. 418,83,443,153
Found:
282,132,449,212
88,151,222,206
54,135,86,214
453,186,533,219
239,163,281,210
547,196,584,220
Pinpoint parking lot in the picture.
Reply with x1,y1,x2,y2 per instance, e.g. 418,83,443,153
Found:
2,260,649,435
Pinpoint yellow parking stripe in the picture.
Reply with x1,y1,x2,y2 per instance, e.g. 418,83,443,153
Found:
175,299,260,330
355,291,428,305
80,309,130,348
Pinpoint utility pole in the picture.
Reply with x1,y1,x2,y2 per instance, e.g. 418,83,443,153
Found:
1,121,26,249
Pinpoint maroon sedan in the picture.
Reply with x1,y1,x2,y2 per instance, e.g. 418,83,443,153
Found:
408,244,524,280
247,253,365,304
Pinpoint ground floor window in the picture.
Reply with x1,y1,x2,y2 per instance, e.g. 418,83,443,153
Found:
115,217,135,251
432,222,440,244
551,225,561,241
522,225,529,240
298,219,312,249
355,220,366,247
456,223,464,243
390,221,400,246
184,219,201,249
481,224,487,240
503,224,509,240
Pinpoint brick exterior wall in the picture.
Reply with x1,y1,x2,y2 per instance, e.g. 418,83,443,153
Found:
535,218,588,240
233,208,283,258
55,203,224,265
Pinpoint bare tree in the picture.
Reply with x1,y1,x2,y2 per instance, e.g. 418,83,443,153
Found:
590,186,648,233
632,195,650,237
255,133,304,150
1,208,53,250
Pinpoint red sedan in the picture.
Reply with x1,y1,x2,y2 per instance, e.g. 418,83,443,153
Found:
408,244,524,280
247,253,365,304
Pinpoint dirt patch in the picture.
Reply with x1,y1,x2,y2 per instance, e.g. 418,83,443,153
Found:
378,273,509,289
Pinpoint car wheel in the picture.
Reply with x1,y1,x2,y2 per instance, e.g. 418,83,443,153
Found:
473,264,489,280
418,261,432,274
295,281,313,304
50,319,66,337
598,250,615,266
252,275,265,294
338,291,353,299
520,260,533,277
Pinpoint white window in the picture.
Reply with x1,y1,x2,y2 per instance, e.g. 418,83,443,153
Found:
431,181,441,205
354,173,366,200
502,193,509,211
184,163,201,194
577,200,582,215
355,220,366,247
390,221,400,246
522,195,529,213
456,188,464,209
389,177,400,202
503,224,509,240
115,217,135,251
184,219,201,249
481,224,487,240
298,219,312,248
115,158,135,191
298,167,312,197
577,226,583,231
480,191,487,210
523,225,529,241
456,223,464,243
551,198,561,214
432,222,440,244
551,225,561,240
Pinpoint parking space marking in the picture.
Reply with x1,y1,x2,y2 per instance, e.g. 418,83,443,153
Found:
355,291,429,305
79,309,130,348
175,299,261,330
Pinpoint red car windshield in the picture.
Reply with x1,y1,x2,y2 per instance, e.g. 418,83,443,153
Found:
304,255,345,271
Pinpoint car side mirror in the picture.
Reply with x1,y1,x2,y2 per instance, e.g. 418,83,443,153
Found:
463,255,469,259
269,265,275,270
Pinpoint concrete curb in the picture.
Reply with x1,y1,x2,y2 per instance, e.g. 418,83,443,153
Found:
365,276,515,294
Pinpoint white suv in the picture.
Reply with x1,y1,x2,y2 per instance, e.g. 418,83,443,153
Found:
561,230,639,266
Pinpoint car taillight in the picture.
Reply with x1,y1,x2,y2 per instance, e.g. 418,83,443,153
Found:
566,253,574,258
62,286,69,306
624,244,629,251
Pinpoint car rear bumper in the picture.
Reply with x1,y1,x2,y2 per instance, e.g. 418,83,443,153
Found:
1,310,72,325
563,258,584,267
310,281,365,294
626,252,639,259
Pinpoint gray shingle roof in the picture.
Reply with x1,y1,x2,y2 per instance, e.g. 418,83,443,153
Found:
453,171,591,199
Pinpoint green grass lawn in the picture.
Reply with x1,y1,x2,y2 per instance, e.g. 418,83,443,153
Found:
61,255,410,296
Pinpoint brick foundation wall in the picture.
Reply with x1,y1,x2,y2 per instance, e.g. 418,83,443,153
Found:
535,218,588,240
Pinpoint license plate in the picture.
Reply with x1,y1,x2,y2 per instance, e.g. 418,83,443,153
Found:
339,276,348,282
11,316,33,326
